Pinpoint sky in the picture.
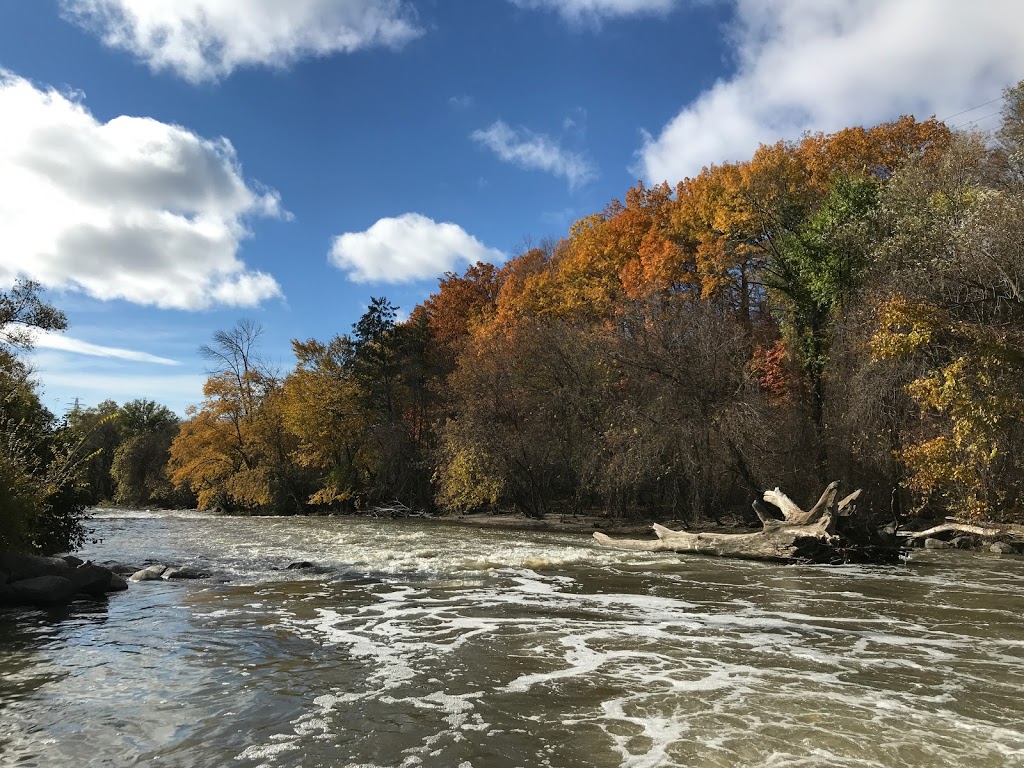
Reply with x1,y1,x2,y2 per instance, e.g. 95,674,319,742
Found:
1,0,1022,416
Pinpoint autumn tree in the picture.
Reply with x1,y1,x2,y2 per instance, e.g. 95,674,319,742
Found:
868,127,1024,521
280,298,435,510
437,316,610,518
169,320,308,514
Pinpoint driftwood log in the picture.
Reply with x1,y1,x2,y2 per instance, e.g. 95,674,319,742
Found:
901,522,1024,541
594,481,899,564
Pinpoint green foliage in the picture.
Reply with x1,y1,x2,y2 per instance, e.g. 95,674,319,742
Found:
0,281,88,553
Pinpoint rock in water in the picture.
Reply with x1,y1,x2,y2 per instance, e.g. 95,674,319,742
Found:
129,565,168,581
0,552,71,581
162,567,210,580
991,541,1017,554
286,561,315,570
70,563,116,596
0,552,130,605
924,538,950,550
10,576,78,605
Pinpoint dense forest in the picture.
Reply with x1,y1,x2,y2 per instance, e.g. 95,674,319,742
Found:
3,82,1023,553
168,82,1024,525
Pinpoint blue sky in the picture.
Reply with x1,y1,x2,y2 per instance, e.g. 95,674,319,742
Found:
0,0,1022,416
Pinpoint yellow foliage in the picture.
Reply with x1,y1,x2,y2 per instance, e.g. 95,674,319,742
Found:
870,296,940,359
434,443,504,512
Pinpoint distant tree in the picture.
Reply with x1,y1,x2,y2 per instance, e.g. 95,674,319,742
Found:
65,399,121,504
110,399,186,507
169,321,307,513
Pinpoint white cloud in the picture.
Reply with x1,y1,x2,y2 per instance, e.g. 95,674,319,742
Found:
0,71,284,310
637,0,1024,184
329,213,504,283
29,329,180,365
62,0,422,83
471,120,596,189
510,0,678,24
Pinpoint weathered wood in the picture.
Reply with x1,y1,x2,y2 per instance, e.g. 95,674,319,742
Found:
594,482,897,564
902,522,1024,541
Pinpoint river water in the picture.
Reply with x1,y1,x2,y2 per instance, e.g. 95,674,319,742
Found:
2,510,1024,768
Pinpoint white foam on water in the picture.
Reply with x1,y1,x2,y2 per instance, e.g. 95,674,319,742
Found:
69,511,1024,768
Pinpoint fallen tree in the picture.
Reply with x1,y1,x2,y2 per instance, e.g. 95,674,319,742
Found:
899,521,1024,551
594,482,900,564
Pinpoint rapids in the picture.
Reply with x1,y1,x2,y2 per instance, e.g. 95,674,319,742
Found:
2,509,1023,767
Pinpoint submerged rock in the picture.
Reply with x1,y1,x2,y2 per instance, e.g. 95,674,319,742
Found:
286,561,315,570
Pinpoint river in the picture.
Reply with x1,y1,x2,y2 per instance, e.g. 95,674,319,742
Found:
1,509,1024,767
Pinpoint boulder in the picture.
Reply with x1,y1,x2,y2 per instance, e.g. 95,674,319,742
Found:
924,538,950,550
108,563,143,576
0,552,71,582
162,567,210,580
107,573,129,592
9,575,78,605
0,552,130,605
991,541,1017,554
130,564,168,581
69,563,117,596
286,561,315,570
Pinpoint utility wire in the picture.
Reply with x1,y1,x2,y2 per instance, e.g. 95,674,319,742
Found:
952,110,1004,130
941,96,1004,123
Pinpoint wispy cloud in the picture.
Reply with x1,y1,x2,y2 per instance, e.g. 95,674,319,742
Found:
30,329,180,365
636,0,1024,184
329,213,504,283
448,93,473,110
471,120,596,190
509,0,678,25
0,70,283,310
61,0,423,83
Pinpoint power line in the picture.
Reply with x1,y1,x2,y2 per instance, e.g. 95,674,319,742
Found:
941,96,1004,123
952,110,1004,130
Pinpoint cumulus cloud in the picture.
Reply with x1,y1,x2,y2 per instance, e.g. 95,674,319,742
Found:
510,0,677,24
637,0,1024,184
0,71,284,310
471,120,596,189
329,213,504,283
62,0,422,83
29,329,180,365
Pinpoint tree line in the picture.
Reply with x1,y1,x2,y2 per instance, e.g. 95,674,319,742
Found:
4,82,1021,555
168,82,1024,526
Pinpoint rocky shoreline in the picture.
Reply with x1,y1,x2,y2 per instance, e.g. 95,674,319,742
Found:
0,552,129,607
0,552,216,608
